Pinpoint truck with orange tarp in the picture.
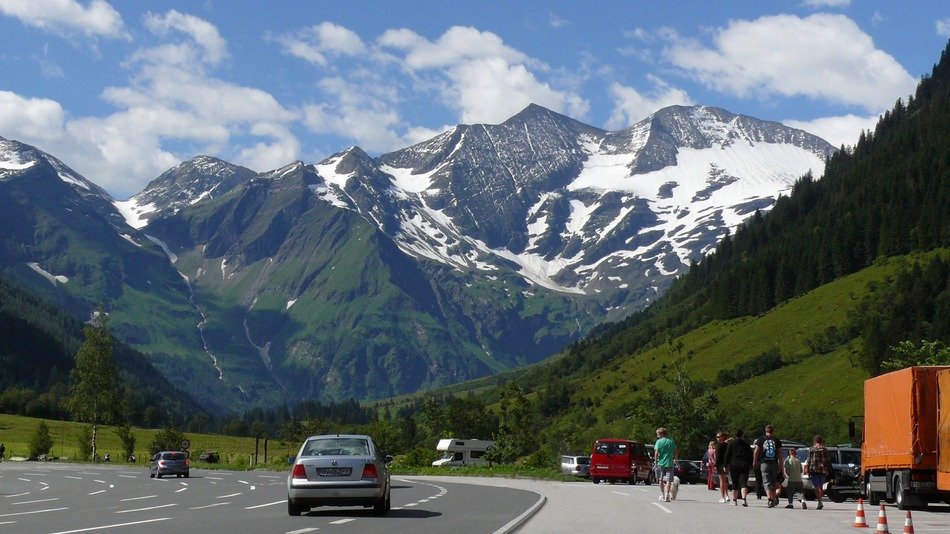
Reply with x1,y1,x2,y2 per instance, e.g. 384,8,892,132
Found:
855,366,950,509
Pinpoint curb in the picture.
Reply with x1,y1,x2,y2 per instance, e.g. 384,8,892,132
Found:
493,491,546,534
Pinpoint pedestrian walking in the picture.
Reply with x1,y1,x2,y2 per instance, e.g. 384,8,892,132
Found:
654,427,677,502
783,447,806,509
805,435,831,510
723,429,752,507
703,440,717,490
753,424,784,508
715,431,731,503
0,442,5,462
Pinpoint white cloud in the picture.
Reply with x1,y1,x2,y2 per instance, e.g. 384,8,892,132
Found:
801,0,851,8
0,91,66,141
0,0,126,38
783,113,878,149
938,19,950,38
302,77,406,153
549,13,570,29
663,14,916,113
606,75,694,129
378,26,588,124
276,21,366,66
143,10,227,65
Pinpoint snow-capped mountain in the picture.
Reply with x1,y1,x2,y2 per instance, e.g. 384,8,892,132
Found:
115,156,257,229
0,103,836,407
296,104,833,317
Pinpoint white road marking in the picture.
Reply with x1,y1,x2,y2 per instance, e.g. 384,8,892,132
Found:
612,491,630,496
0,507,69,518
88,490,106,496
175,487,188,493
12,497,59,505
65,476,83,480
250,486,256,490
329,519,355,525
17,478,32,482
115,503,177,514
391,507,403,510
206,476,223,480
118,475,136,479
287,528,320,533
120,495,155,502
0,520,16,525
418,499,429,503
244,500,284,510
50,517,170,533
239,480,249,485
4,492,30,498
24,473,47,476
652,502,673,513
218,492,242,499
94,480,106,484
405,503,418,507
191,502,230,510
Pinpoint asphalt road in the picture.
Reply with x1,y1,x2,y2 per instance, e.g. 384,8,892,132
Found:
0,462,541,534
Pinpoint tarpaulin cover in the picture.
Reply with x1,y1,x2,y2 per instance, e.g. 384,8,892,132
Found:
938,369,950,474
863,366,949,471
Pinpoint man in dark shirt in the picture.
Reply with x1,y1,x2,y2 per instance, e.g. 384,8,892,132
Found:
753,424,783,508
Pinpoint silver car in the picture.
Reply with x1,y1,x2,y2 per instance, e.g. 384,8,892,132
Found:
149,451,190,478
287,434,392,516
560,455,590,477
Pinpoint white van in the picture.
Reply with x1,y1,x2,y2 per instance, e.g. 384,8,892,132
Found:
431,438,495,466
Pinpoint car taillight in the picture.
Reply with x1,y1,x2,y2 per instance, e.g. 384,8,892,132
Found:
292,463,307,479
362,463,378,478
184,459,190,467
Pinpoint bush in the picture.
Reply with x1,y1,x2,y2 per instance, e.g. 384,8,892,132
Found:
115,424,136,461
523,446,555,469
29,421,53,459
149,427,187,455
397,447,438,468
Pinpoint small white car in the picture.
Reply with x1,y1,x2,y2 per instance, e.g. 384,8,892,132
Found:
287,434,392,516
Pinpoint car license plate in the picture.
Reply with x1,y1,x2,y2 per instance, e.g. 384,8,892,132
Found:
316,467,351,477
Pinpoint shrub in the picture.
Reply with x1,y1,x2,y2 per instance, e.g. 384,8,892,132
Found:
29,421,53,459
76,425,93,461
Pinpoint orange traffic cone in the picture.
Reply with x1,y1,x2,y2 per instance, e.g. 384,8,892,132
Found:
852,497,869,528
903,510,914,534
876,503,889,533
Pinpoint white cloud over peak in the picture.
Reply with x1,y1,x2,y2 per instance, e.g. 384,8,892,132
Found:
663,14,916,113
143,10,228,65
606,75,694,129
0,91,66,141
802,0,852,8
0,0,126,38
379,26,530,70
277,21,366,66
938,19,950,38
783,113,878,149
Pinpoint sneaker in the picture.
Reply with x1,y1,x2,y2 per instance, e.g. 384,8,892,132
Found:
665,495,671,502
718,498,725,503
734,499,738,506
785,503,793,509
742,499,748,507
801,500,807,509
767,500,774,508
817,502,823,510
659,494,665,502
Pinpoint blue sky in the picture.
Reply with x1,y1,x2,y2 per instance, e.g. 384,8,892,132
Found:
0,1,947,198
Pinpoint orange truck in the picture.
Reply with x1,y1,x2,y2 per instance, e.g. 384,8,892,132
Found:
856,366,950,509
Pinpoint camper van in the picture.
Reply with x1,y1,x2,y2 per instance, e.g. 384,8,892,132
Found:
431,438,495,467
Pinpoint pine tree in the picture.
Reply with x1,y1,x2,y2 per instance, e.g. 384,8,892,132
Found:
64,310,121,463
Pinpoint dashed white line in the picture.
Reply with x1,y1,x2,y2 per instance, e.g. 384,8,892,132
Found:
0,507,69,518
175,487,188,493
4,492,30,498
328,519,355,525
88,490,106,496
218,492,242,499
50,517,170,533
405,503,418,507
65,476,83,480
190,502,230,510
651,502,673,514
120,495,155,502
612,491,630,496
12,498,59,505
286,528,319,533
115,503,177,514
244,500,284,510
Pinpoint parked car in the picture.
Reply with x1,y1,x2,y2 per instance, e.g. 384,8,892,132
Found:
798,445,862,501
675,459,704,484
560,455,590,477
590,439,653,485
286,434,392,516
149,451,189,478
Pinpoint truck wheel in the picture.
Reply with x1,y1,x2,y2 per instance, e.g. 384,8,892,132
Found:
592,477,600,484
894,477,909,510
866,479,880,505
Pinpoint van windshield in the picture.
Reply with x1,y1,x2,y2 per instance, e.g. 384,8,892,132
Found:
595,442,628,455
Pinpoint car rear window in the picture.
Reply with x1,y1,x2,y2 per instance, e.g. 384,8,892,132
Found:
304,438,370,456
595,441,628,455
577,457,590,465
162,452,187,460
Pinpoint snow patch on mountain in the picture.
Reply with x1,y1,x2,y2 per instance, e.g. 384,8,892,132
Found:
26,262,68,285
114,198,157,229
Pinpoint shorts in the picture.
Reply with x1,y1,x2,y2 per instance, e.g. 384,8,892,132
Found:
657,466,675,483
760,462,780,490
785,480,803,498
810,473,826,490
730,464,749,490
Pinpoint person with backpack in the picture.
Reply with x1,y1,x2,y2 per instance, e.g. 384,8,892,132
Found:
753,424,784,508
805,434,832,510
